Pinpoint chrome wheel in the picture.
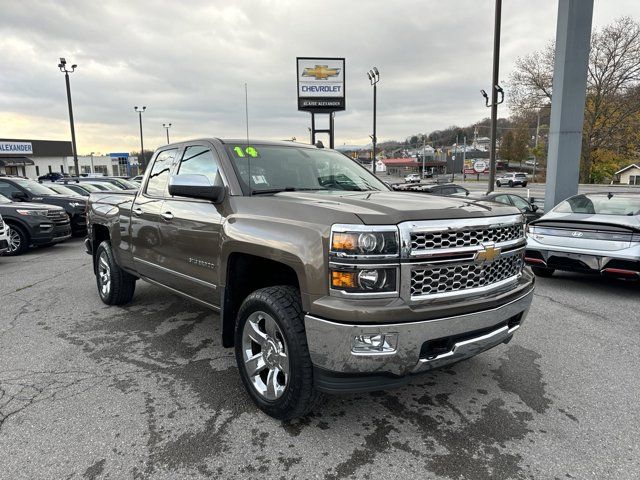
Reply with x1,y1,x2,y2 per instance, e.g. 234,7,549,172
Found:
7,227,21,253
97,251,111,297
241,311,290,401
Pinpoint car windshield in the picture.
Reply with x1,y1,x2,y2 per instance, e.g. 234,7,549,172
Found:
11,178,58,195
227,144,389,194
77,183,100,192
554,194,640,216
0,193,11,204
47,185,81,196
114,179,139,189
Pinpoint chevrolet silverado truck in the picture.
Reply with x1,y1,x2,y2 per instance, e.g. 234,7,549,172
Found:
85,139,535,420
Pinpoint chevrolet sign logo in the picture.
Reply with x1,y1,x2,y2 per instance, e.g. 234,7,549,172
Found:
302,65,340,80
474,243,501,264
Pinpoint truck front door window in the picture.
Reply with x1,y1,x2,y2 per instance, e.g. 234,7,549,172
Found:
177,146,220,183
146,149,177,197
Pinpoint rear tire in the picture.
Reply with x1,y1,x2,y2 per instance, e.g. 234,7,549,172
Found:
522,182,528,187
532,266,555,277
4,224,29,256
95,240,136,305
508,180,514,187
235,285,320,420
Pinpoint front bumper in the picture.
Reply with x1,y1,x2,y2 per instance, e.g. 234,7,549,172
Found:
305,287,533,383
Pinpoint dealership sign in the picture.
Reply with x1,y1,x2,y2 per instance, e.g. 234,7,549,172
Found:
297,57,345,112
0,141,33,154
464,158,488,174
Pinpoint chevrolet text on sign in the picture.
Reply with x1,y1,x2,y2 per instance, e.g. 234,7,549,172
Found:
0,142,33,154
297,57,345,112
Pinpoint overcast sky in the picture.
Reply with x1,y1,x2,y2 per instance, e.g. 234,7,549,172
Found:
1,0,639,154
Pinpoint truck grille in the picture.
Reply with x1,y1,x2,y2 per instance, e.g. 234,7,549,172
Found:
411,253,524,297
47,210,70,225
410,224,523,251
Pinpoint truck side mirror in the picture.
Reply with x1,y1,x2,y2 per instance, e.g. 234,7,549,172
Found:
168,173,225,204
531,204,539,212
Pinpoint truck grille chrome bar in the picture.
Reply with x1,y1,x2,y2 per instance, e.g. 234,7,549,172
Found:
410,224,523,251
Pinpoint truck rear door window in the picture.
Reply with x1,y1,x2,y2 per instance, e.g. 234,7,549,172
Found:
145,149,177,197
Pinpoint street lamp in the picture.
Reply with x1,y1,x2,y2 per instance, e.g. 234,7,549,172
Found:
367,67,380,174
134,106,146,171
58,58,79,177
89,151,95,174
162,123,172,144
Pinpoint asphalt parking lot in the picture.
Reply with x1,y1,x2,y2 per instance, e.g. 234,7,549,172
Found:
1,239,639,479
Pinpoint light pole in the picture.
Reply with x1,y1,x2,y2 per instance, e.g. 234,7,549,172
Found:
367,67,380,174
163,123,172,144
90,151,95,174
58,58,79,177
135,106,146,171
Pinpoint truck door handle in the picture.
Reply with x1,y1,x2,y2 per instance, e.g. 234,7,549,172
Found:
161,212,174,221
133,207,143,216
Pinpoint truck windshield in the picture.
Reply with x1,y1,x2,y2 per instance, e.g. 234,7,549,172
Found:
227,145,389,194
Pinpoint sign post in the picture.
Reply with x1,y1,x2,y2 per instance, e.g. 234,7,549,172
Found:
297,57,345,148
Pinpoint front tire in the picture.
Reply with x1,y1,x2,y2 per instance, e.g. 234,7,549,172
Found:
496,181,502,187
95,240,136,305
522,182,528,187
508,180,514,187
4,224,28,256
235,286,319,420
532,266,555,277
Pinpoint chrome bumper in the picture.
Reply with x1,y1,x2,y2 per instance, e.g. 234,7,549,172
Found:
304,288,534,376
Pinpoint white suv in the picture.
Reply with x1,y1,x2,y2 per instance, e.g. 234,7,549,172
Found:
404,173,421,183
0,214,9,255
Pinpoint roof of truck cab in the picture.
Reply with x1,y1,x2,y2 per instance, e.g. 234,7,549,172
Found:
162,138,315,148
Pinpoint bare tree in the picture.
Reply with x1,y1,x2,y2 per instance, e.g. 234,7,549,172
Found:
509,17,640,182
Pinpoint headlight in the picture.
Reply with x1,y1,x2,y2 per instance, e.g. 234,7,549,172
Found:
330,225,399,257
16,209,48,216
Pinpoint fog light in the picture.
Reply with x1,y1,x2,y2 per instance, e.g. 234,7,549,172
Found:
352,333,398,354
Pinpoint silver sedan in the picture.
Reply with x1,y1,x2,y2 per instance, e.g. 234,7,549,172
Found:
525,192,640,279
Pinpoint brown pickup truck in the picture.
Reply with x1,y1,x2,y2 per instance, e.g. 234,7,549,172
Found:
85,139,534,419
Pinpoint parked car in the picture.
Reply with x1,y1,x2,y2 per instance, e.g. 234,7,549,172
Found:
410,183,470,197
480,193,542,223
41,183,85,197
404,173,421,183
0,214,9,255
82,181,121,191
0,176,86,235
53,182,101,196
75,177,139,190
131,175,144,183
525,160,540,167
37,172,70,182
0,193,71,255
496,172,528,187
525,192,640,279
85,138,533,420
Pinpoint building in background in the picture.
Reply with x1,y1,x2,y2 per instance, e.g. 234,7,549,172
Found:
614,163,640,185
0,138,139,178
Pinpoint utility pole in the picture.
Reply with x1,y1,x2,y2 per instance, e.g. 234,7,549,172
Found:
134,106,146,171
421,137,426,179
58,58,79,176
532,111,540,182
462,136,467,181
481,0,504,194
163,123,172,144
90,151,95,174
368,67,380,174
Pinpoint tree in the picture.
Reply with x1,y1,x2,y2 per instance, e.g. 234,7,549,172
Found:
512,123,531,165
509,17,640,182
499,131,514,162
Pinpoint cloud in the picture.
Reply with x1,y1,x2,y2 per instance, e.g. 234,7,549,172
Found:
0,0,638,153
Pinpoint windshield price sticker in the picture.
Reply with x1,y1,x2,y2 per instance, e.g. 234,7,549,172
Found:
233,146,260,158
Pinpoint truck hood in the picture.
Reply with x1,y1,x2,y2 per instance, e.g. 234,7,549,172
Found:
266,190,519,224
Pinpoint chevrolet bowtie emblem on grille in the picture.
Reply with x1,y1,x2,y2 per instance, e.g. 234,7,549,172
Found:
474,243,501,264
302,65,341,80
